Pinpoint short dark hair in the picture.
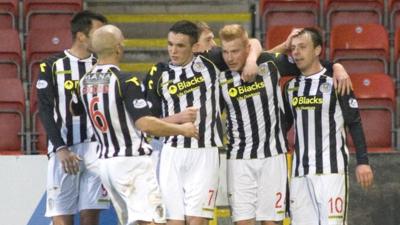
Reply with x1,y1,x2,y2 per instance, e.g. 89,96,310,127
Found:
70,10,108,40
169,20,199,45
297,27,323,48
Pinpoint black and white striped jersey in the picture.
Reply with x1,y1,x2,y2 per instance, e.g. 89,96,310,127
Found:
77,64,152,159
283,68,369,177
144,54,224,148
220,52,300,160
37,50,96,154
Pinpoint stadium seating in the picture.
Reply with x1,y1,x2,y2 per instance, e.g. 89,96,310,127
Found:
0,0,18,29
347,73,396,152
390,0,400,34
325,0,384,31
24,0,82,32
0,78,25,154
260,0,319,36
329,24,389,75
26,28,72,85
0,29,21,79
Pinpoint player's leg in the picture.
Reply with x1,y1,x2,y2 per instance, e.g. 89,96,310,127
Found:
79,209,100,225
52,215,74,225
315,173,348,225
183,147,219,225
77,142,110,225
289,176,319,225
227,159,258,225
45,146,80,225
159,145,185,222
257,154,288,225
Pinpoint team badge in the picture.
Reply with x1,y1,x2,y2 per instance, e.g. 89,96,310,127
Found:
193,61,205,73
348,98,359,108
36,80,48,89
133,99,147,109
258,63,269,76
319,82,332,93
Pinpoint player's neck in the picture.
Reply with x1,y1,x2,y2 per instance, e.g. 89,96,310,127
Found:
97,57,119,67
301,61,323,77
69,45,91,60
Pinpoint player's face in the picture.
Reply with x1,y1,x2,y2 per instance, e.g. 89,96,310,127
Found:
291,33,321,73
168,32,194,66
195,30,216,53
221,38,249,72
86,19,105,52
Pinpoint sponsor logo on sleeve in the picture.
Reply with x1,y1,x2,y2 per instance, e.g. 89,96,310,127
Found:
133,99,147,109
349,98,359,108
36,80,48,89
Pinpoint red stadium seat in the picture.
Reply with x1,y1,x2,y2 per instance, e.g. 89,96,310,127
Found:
0,0,18,29
0,78,25,154
390,0,400,34
347,73,395,152
0,29,21,79
26,28,72,85
394,29,400,81
330,24,389,75
24,0,82,32
260,0,319,36
29,83,46,154
325,0,384,31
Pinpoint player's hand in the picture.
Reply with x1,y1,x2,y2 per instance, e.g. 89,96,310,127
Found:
241,59,258,82
332,63,353,96
355,164,374,190
56,147,82,175
283,28,303,51
180,122,199,139
177,106,198,123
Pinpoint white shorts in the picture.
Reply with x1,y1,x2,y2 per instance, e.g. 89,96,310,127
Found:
290,173,348,225
159,145,219,220
227,154,288,222
45,142,109,217
98,156,166,225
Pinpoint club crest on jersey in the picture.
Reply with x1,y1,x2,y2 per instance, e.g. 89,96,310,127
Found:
192,61,205,73
348,98,359,108
36,80,48,89
133,99,147,109
258,63,269,76
319,82,332,93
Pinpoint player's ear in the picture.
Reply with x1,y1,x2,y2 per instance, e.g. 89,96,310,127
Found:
192,42,200,53
76,31,86,42
315,45,322,57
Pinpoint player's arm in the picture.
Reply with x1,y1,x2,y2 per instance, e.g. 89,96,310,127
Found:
123,74,198,139
338,92,373,189
240,38,262,82
36,61,67,153
266,28,302,54
282,81,294,133
37,60,80,174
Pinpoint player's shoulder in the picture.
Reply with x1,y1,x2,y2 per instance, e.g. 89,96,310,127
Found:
257,52,291,64
42,51,67,66
118,71,142,87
